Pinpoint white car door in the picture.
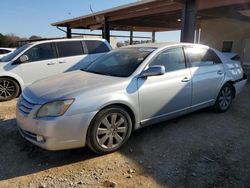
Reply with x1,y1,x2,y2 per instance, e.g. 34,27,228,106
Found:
138,47,192,124
19,43,59,86
184,46,225,106
56,41,91,72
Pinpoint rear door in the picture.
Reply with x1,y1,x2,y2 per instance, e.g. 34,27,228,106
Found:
19,42,59,85
56,40,91,72
185,46,225,106
84,40,111,63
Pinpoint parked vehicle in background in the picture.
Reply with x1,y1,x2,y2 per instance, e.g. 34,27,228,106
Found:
0,48,16,58
223,52,240,61
0,38,111,101
16,42,247,154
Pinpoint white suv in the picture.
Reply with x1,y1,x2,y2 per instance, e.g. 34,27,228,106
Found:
0,38,111,101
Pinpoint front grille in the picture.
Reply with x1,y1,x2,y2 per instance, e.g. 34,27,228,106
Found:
18,95,36,115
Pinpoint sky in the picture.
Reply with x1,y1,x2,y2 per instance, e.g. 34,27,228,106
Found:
0,0,180,42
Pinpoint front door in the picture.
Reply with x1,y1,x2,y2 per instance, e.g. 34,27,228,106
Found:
138,47,192,124
20,43,59,86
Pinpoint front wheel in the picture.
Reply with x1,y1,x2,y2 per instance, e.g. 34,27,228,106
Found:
212,83,234,113
0,78,20,102
87,106,133,154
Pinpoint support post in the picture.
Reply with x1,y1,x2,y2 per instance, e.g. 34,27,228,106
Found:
103,18,110,43
180,0,197,43
130,30,133,45
194,23,201,44
152,31,156,43
102,29,105,38
66,27,72,38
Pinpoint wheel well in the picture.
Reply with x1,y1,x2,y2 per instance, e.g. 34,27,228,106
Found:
226,81,236,98
100,103,136,131
0,76,22,96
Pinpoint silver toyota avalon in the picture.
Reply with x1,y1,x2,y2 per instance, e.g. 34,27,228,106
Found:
16,43,247,154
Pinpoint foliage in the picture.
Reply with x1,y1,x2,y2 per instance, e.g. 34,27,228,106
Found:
0,33,40,47
29,35,42,40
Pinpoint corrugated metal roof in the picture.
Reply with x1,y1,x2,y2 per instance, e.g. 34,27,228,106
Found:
51,0,156,26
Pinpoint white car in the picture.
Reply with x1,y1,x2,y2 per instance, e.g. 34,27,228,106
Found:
0,48,16,59
0,39,111,101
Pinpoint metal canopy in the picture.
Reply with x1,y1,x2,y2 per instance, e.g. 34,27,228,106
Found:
51,0,250,42
52,0,182,32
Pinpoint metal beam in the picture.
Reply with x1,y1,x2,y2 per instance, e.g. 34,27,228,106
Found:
103,18,110,43
130,30,133,45
66,27,72,38
180,0,197,42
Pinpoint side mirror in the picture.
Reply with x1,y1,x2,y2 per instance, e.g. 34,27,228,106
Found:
140,65,165,77
19,55,29,63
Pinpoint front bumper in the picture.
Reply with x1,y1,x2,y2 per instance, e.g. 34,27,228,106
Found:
234,73,248,95
16,105,97,151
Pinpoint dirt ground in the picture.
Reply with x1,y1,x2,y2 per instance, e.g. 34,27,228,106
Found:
0,82,250,188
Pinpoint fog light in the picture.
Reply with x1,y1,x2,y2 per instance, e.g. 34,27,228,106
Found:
36,135,45,142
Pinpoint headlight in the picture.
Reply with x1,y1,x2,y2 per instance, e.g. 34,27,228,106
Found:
36,99,74,118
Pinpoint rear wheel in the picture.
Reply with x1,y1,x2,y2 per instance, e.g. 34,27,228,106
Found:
212,83,234,113
87,106,132,154
0,78,20,102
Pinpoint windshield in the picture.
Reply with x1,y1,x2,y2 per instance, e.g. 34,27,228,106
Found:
83,48,155,77
0,44,31,62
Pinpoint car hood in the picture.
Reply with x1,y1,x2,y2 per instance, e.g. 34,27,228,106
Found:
23,70,127,104
0,59,8,64
0,61,9,71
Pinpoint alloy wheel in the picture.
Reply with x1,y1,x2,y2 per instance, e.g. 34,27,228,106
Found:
0,79,16,99
96,113,128,149
218,86,232,111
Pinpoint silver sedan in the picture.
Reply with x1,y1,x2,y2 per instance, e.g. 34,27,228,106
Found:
16,43,247,154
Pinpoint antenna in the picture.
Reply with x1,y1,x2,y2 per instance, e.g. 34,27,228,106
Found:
90,4,94,13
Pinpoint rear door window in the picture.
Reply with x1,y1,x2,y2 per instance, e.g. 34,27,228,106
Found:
185,47,222,67
56,41,84,58
84,40,110,54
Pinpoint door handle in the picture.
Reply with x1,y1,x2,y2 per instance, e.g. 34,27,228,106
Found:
181,77,190,82
47,62,55,65
59,61,66,64
217,70,223,75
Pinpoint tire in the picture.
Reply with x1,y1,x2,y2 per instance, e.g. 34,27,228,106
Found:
0,78,20,102
87,106,133,155
212,83,234,113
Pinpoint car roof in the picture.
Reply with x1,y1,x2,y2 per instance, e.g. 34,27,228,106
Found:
29,38,107,45
122,42,209,49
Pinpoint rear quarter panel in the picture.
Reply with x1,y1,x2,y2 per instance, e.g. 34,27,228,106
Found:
215,50,244,81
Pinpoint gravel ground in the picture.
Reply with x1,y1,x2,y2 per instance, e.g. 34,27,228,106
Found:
0,82,250,188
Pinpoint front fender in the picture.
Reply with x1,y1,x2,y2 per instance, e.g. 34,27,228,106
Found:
0,71,25,91
67,91,140,129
